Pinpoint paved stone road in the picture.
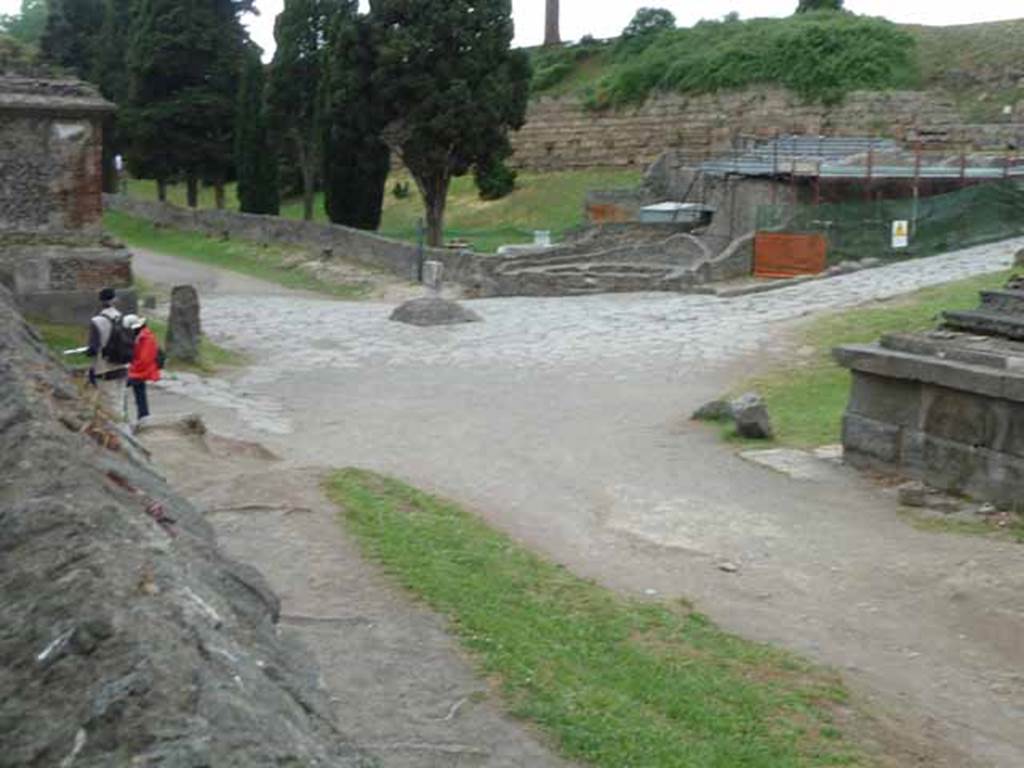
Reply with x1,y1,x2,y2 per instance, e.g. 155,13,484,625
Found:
147,237,1024,767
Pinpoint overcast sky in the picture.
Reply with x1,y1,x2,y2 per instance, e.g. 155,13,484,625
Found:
238,1,1021,59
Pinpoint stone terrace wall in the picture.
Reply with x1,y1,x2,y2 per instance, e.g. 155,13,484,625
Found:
105,195,500,296
0,285,374,766
510,88,1024,171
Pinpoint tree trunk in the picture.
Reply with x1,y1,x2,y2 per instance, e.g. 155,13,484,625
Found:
214,181,226,210
157,179,167,202
416,172,450,248
186,176,199,208
294,131,316,221
544,0,560,45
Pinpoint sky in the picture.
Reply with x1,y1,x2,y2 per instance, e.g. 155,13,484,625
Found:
237,0,1022,57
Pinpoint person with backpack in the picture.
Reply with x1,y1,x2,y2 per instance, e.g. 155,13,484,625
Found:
86,287,134,415
123,314,162,425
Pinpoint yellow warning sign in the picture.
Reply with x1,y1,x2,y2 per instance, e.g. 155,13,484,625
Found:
892,220,909,249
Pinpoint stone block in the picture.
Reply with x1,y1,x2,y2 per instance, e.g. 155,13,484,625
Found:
847,371,922,427
841,413,901,464
167,285,201,363
18,288,137,326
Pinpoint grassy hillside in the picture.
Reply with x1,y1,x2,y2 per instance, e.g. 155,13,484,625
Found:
123,167,642,254
530,16,1024,111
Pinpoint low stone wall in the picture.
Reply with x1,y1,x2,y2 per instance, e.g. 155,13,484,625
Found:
105,195,500,296
0,284,373,765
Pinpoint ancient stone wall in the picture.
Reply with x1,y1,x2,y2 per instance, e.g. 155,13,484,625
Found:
509,88,1024,171
105,194,501,296
0,77,133,323
0,284,373,766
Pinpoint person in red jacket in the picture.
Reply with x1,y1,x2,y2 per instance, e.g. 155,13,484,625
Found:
123,314,161,424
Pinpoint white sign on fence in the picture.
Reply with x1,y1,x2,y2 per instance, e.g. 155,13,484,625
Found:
892,220,909,249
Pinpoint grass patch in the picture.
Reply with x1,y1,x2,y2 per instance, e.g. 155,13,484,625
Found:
32,317,244,376
125,168,642,255
723,270,1013,448
326,468,872,767
104,209,370,298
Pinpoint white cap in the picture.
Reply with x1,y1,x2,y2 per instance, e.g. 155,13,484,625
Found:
122,314,146,330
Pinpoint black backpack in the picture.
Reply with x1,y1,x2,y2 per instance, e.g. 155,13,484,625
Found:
102,316,136,365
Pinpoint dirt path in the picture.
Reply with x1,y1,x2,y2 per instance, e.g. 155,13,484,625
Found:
141,425,572,767
138,238,1024,767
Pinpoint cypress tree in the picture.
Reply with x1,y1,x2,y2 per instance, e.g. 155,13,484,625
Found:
40,0,104,78
267,0,341,221
124,0,250,207
235,47,280,215
370,0,531,247
320,5,389,230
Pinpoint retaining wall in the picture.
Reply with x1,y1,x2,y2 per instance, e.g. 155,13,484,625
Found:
510,88,1024,171
105,195,501,296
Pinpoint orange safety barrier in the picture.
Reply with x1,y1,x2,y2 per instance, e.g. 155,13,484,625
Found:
754,232,827,278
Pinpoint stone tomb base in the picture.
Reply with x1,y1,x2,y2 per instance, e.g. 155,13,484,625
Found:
0,238,136,324
836,329,1024,507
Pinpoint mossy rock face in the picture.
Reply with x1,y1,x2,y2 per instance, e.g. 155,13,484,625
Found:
389,297,482,327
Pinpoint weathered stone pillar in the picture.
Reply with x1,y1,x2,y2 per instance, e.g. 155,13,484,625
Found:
167,285,201,363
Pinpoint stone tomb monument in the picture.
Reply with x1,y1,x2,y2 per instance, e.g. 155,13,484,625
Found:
835,275,1024,506
0,76,134,323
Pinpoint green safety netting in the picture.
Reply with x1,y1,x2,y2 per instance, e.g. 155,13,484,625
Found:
756,180,1024,264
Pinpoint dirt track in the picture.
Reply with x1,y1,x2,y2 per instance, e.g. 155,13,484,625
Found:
140,238,1024,767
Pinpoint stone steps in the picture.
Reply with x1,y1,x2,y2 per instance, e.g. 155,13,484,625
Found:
942,309,1024,340
979,289,1024,315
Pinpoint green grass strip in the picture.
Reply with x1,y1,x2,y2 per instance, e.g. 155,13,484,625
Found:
727,270,1015,448
33,317,244,375
104,210,369,298
326,468,870,767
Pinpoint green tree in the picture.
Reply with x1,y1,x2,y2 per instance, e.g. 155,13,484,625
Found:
320,4,389,229
124,0,250,206
796,0,843,11
621,7,676,39
0,0,48,46
92,0,133,193
235,46,280,214
267,0,341,221
40,0,104,78
370,0,531,247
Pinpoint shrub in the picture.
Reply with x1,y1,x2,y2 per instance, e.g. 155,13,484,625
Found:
588,12,917,109
474,156,517,201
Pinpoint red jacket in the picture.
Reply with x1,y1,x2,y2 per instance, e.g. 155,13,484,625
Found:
128,327,161,382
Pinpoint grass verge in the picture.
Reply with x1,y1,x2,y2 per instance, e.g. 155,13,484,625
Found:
720,270,1014,449
326,468,871,767
33,317,244,375
124,167,642,254
104,210,370,298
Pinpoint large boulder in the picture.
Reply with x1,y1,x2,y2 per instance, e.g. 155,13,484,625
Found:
166,284,201,363
389,296,482,327
731,392,774,440
0,286,372,767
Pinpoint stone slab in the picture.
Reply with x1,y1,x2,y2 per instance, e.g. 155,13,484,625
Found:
18,288,138,325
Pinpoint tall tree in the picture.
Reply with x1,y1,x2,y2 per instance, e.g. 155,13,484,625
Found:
544,0,559,46
370,0,531,247
320,4,389,230
267,0,340,221
40,0,104,78
124,0,250,207
92,0,133,193
0,0,48,46
235,46,280,214
796,0,843,11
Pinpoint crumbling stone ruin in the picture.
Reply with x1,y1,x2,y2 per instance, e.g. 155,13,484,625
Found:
0,76,134,323
836,275,1024,506
0,284,372,766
